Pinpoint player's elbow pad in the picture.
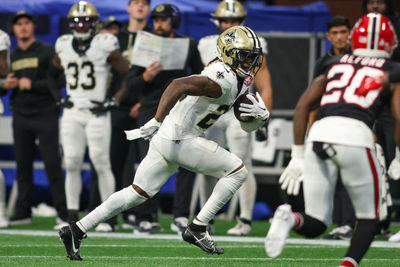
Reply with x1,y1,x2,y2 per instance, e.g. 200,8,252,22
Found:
239,118,265,132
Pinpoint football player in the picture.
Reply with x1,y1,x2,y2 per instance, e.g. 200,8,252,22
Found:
59,25,270,260
265,13,400,267
197,0,273,235
50,1,130,229
0,29,10,228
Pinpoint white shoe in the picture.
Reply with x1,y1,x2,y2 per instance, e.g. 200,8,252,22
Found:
389,230,400,242
53,217,68,230
170,217,188,234
31,203,57,217
95,223,113,232
133,221,153,235
227,219,251,236
265,204,294,258
122,215,136,229
0,215,9,228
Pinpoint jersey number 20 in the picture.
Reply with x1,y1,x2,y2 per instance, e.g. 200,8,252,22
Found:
321,64,384,109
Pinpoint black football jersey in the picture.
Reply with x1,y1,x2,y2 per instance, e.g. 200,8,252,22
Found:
318,54,400,129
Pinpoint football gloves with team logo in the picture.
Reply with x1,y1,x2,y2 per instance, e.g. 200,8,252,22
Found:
90,97,118,116
140,118,162,140
388,147,400,180
238,92,270,121
279,145,304,196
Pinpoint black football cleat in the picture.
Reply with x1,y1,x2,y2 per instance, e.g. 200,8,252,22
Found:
182,227,224,255
59,224,86,261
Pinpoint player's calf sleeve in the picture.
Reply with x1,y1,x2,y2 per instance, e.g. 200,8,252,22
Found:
343,219,378,265
92,157,116,202
77,186,147,232
294,213,327,238
196,166,248,224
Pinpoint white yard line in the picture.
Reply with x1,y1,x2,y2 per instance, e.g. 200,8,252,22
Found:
0,229,399,248
0,255,399,262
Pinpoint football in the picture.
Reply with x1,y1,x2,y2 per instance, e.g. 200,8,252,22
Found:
233,92,256,122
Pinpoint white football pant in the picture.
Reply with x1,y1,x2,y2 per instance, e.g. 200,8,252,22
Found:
61,109,115,210
304,142,381,226
199,111,256,221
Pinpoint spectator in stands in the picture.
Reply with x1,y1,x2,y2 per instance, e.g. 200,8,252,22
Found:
0,29,11,228
311,16,356,240
0,11,68,229
196,0,273,235
126,3,203,234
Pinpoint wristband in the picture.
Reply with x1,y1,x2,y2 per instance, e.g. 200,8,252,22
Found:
291,145,304,159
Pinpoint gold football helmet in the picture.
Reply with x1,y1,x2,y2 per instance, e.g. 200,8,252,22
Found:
211,0,247,28
68,1,99,41
217,26,262,78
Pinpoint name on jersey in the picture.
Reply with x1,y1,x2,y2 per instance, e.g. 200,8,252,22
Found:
340,54,386,68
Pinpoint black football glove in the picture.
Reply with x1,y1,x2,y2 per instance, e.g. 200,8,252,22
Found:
58,95,74,109
255,121,269,142
90,97,118,116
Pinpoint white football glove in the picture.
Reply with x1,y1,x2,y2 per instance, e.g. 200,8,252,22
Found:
238,92,270,121
279,145,304,196
388,147,400,180
140,118,161,140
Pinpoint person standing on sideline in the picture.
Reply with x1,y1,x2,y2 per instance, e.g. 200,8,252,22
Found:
197,0,273,235
265,13,400,267
49,1,130,228
0,29,11,228
0,12,68,228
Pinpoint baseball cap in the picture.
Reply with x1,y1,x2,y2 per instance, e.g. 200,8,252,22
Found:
101,16,122,29
12,11,34,24
150,4,175,19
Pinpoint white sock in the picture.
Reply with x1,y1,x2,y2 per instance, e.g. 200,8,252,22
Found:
238,164,256,221
65,169,82,210
78,186,147,232
198,174,217,207
197,167,247,224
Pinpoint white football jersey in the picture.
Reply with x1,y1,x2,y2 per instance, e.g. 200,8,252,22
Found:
158,60,250,140
198,34,268,66
55,33,119,108
0,29,10,66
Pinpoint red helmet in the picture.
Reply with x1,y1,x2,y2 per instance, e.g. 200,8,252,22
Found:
351,13,398,58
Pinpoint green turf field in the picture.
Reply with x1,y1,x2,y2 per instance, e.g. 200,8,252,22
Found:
0,216,399,266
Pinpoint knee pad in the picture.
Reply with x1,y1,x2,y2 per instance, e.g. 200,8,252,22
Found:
64,156,82,173
90,154,111,174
